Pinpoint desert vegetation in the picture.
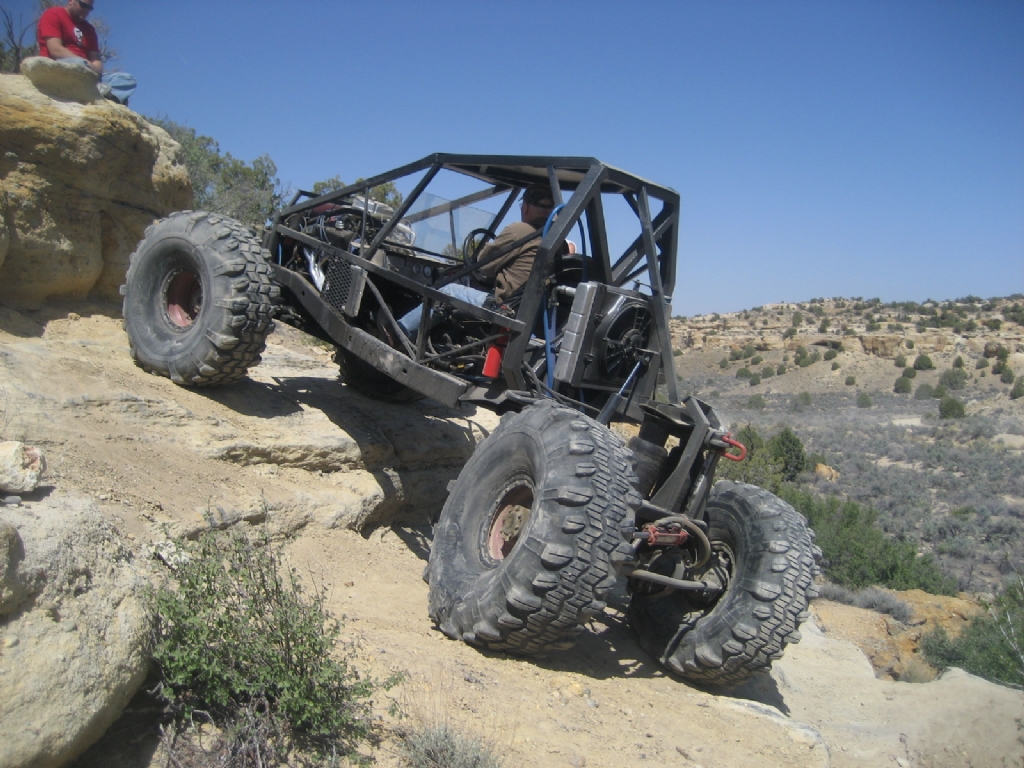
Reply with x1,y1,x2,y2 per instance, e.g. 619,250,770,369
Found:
151,530,391,764
675,294,1024,685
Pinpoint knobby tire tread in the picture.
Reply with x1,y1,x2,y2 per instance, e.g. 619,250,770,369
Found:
629,481,820,687
121,211,278,387
428,401,640,655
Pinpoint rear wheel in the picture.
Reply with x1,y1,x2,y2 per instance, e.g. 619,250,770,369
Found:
334,345,424,403
628,481,819,687
428,401,640,654
121,211,277,386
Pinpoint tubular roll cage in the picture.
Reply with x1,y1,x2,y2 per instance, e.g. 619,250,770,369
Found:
264,153,682,409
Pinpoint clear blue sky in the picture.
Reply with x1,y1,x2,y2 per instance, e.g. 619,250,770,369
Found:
14,0,1023,315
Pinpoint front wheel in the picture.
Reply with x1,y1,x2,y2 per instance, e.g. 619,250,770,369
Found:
428,401,640,655
121,211,278,386
628,481,820,687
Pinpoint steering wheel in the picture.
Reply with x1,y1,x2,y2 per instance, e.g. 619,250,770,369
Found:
461,228,493,267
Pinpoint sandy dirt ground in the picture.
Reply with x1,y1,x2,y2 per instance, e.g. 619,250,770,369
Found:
2,302,1022,768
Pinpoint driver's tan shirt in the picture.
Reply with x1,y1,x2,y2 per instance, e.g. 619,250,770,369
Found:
473,221,539,305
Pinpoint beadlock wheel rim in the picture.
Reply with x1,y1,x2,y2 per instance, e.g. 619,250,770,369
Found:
486,482,534,562
165,269,202,328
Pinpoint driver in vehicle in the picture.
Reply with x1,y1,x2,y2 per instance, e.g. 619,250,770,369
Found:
402,183,569,334
473,182,556,306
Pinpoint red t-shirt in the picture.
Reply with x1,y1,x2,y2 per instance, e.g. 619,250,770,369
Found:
37,7,99,60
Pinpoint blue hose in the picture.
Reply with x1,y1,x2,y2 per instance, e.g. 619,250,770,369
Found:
540,204,565,392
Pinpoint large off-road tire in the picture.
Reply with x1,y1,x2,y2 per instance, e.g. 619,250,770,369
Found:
428,401,640,654
333,346,423,403
628,481,820,687
121,211,277,386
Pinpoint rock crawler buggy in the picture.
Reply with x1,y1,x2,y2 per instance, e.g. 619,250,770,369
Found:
121,154,820,686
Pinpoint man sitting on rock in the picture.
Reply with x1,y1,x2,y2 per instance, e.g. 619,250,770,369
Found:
37,0,136,105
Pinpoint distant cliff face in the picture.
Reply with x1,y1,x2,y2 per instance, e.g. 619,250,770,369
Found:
0,64,191,307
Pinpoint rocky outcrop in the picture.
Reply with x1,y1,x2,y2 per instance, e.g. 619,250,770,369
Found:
20,58,102,104
859,334,902,358
814,463,840,482
0,441,46,494
0,494,152,768
0,69,191,307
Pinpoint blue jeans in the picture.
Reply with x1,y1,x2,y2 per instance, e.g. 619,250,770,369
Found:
400,284,489,335
100,71,137,104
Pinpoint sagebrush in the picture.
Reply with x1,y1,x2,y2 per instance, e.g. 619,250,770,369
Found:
152,530,390,762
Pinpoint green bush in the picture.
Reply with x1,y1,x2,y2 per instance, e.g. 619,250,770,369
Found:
831,361,840,371
915,384,933,401
148,117,286,230
939,396,966,419
933,384,948,399
824,349,838,361
866,321,881,332
718,358,730,369
750,355,763,366
845,375,856,386
921,576,1024,687
895,355,907,368
1001,368,1016,385
798,350,820,367
746,394,767,410
1011,379,1024,400
953,355,964,369
791,311,803,327
776,363,787,375
716,424,783,491
784,327,796,339
894,376,912,394
152,531,388,756
856,392,873,408
767,426,808,482
779,487,955,594
672,348,683,357
913,354,935,370
793,391,813,411
939,368,969,391
736,367,752,379
761,366,775,378
902,366,917,379
976,357,990,370
749,375,761,386
906,339,915,349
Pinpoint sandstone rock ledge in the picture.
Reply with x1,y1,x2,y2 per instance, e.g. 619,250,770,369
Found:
0,494,152,768
0,70,191,307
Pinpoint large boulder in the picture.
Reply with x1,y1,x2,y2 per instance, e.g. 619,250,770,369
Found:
0,70,191,307
0,494,152,768
0,441,46,494
19,57,102,104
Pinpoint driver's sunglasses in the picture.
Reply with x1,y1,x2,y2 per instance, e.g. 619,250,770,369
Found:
78,1,94,9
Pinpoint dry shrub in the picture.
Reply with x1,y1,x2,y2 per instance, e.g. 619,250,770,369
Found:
395,666,510,768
